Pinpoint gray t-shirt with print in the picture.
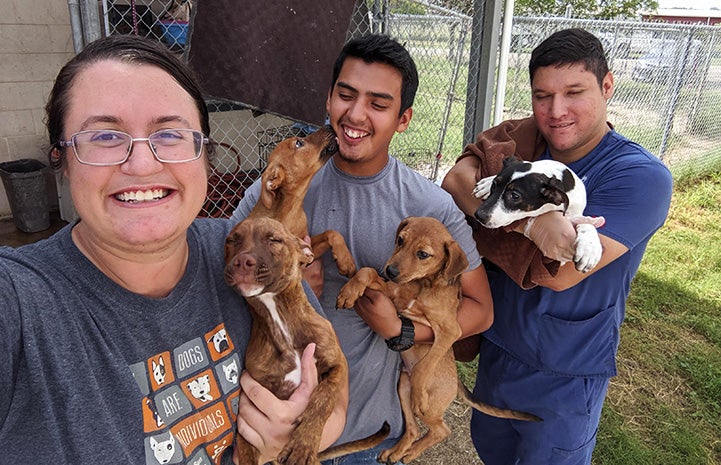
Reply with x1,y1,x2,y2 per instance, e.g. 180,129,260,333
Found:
0,218,250,465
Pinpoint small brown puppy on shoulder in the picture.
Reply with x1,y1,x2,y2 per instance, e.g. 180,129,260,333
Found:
246,125,355,276
225,216,387,465
337,216,541,464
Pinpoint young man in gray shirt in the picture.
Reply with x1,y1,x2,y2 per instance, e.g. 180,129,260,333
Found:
231,33,493,464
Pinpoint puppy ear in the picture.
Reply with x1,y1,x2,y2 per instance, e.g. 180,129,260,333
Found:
443,240,469,281
541,178,570,213
296,237,315,266
260,166,285,209
266,166,285,191
502,155,522,169
396,217,412,238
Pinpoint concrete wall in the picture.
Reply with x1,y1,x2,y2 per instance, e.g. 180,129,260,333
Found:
0,0,74,218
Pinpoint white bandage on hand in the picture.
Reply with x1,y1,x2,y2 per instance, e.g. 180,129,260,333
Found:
511,211,577,263
512,212,606,267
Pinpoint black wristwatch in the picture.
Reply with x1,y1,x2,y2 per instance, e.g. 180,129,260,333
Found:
385,316,415,352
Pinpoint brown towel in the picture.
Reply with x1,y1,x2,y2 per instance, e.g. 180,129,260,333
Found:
458,117,559,289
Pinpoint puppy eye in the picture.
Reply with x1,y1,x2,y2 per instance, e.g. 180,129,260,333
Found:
397,236,404,247
266,234,283,244
295,139,305,149
508,191,522,201
416,250,430,260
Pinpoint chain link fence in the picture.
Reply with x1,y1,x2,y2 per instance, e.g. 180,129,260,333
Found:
346,3,479,182
91,1,720,218
502,16,721,179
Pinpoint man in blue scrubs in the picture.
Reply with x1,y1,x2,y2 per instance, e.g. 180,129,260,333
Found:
442,28,673,465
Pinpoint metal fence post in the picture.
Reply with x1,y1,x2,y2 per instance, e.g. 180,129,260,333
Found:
79,0,103,45
67,0,103,51
66,0,84,53
659,27,696,160
464,0,503,144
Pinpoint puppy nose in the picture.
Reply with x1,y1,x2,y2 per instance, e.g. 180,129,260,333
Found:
231,253,256,271
474,209,489,224
385,265,399,280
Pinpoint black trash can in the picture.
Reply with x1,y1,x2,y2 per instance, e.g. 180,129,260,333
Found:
0,159,50,233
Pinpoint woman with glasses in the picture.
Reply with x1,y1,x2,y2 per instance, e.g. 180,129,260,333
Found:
0,34,345,465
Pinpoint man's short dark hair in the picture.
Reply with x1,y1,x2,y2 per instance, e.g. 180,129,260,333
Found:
331,34,419,116
529,28,610,87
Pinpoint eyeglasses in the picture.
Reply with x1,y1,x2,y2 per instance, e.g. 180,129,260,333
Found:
58,129,210,166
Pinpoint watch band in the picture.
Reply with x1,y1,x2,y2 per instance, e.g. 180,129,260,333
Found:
385,315,415,352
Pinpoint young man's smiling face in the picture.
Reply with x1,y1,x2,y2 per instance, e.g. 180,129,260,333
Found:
326,57,412,176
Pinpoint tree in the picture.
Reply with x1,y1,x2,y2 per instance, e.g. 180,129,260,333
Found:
513,0,659,20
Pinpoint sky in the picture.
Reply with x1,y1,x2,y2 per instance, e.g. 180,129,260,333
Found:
657,0,719,9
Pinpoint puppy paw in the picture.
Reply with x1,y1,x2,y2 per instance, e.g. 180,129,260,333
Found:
334,256,357,278
336,282,363,309
472,175,495,199
380,445,409,465
573,223,603,273
277,439,314,465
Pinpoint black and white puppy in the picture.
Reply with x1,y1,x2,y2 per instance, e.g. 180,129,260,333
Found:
472,156,603,273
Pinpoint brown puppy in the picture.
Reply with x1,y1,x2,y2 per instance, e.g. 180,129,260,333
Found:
247,125,355,276
225,217,387,465
337,216,540,464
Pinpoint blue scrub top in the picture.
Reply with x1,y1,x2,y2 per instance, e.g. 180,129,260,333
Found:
483,130,673,377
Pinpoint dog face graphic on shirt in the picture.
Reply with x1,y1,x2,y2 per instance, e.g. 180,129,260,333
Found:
187,374,214,402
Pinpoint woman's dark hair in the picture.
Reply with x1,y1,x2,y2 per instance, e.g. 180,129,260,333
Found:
46,34,210,169
330,34,419,116
529,28,610,88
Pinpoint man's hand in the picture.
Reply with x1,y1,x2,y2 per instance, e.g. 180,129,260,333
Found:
352,289,404,340
507,211,605,263
234,344,319,464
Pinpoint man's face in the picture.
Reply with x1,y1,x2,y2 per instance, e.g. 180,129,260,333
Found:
326,57,412,176
531,62,614,163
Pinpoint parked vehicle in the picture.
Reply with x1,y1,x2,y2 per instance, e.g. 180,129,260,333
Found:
632,39,701,84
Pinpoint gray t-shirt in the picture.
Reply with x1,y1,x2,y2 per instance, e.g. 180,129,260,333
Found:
231,156,482,445
0,218,251,465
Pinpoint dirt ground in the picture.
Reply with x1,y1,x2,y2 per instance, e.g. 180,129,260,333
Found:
406,399,483,465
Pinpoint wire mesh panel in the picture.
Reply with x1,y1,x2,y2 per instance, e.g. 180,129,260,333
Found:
93,1,721,218
102,0,191,52
346,1,482,182
500,17,721,176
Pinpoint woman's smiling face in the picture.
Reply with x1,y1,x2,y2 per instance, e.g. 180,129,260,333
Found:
63,60,208,251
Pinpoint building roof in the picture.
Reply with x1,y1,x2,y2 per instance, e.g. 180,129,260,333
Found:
641,8,721,25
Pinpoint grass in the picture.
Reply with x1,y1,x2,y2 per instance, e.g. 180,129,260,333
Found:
457,169,721,465
600,170,721,465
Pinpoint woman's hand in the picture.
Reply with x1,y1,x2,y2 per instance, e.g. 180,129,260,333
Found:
234,343,319,464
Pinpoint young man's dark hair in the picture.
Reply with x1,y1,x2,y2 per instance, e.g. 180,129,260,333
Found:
529,28,610,87
330,34,419,116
